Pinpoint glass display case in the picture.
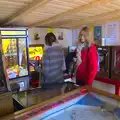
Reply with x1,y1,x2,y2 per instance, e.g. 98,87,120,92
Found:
1,29,29,80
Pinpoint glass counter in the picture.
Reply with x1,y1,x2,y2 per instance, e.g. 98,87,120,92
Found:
13,83,77,108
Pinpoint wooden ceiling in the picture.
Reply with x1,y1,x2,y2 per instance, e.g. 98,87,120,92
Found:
1,0,120,28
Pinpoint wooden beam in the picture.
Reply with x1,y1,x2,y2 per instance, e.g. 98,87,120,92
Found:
61,10,120,26
72,15,120,28
45,19,77,28
1,0,52,25
30,0,114,27
85,86,120,101
56,19,82,28
63,9,120,28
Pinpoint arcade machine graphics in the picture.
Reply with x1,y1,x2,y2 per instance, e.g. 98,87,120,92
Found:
28,44,44,88
111,46,120,81
97,46,111,78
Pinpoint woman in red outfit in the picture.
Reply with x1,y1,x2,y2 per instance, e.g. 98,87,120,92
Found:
75,27,98,86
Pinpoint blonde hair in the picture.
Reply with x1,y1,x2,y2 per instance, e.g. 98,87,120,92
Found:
79,27,92,46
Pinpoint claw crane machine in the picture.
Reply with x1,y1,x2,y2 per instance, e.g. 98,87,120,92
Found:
1,28,29,91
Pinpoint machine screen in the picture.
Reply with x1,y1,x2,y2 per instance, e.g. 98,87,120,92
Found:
69,46,77,53
29,46,43,61
28,45,44,72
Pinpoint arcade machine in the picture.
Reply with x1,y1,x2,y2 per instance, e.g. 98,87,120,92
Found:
28,44,44,88
0,40,8,92
68,46,77,53
97,46,120,81
64,46,77,82
1,29,29,91
97,46,111,78
65,46,76,75
111,46,120,81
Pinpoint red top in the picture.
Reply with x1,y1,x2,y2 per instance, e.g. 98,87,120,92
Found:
76,44,98,86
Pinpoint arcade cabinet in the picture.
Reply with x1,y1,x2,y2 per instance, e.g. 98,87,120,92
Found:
1,29,29,92
68,46,77,53
111,46,120,81
97,46,111,78
97,46,120,81
28,44,44,88
65,46,76,75
0,31,14,117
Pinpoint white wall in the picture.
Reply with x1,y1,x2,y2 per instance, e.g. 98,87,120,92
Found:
72,29,80,45
28,27,72,48
72,27,93,45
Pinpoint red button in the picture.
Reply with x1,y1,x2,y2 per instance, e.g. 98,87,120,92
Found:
35,56,40,60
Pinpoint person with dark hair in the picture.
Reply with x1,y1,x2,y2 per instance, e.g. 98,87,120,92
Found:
45,33,57,46
42,33,66,86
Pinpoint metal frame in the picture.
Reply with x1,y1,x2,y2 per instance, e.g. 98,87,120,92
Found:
29,44,44,47
1,30,27,36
